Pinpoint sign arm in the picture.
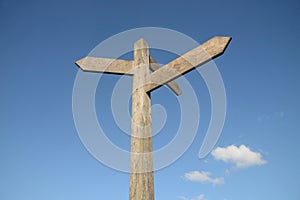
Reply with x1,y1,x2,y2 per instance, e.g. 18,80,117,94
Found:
149,56,182,95
75,57,135,75
144,36,232,93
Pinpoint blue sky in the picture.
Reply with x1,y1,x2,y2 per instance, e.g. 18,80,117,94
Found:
1,0,300,199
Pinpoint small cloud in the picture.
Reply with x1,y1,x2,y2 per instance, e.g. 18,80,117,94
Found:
275,111,284,118
257,115,270,122
211,145,267,168
184,171,224,185
224,169,230,176
177,194,207,200
193,194,206,200
177,196,189,200
257,111,285,122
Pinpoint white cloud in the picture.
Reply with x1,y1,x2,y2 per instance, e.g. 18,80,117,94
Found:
224,169,230,176
177,196,189,200
184,171,224,185
193,194,206,200
177,194,207,200
211,145,267,168
257,111,284,122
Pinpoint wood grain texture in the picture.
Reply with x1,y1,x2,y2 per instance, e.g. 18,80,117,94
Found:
75,36,232,200
143,36,232,93
75,57,134,75
129,39,154,200
149,57,182,95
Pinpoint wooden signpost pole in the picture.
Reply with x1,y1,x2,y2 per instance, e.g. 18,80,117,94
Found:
75,36,231,200
129,38,154,200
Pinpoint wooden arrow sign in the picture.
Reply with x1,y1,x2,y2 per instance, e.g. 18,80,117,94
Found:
143,36,231,93
75,57,135,75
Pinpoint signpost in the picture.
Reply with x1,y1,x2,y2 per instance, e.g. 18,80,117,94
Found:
75,36,231,200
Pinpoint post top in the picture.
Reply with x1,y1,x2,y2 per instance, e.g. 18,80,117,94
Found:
134,38,149,49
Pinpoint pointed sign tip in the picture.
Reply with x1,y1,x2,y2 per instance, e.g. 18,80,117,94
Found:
221,36,232,53
222,36,232,46
212,36,232,55
214,36,232,40
75,57,85,68
75,57,90,72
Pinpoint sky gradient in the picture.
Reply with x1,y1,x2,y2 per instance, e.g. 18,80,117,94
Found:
1,0,300,199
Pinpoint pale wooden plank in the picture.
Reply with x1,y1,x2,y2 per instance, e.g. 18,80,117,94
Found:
149,57,182,96
130,38,154,200
75,57,134,75
144,36,232,93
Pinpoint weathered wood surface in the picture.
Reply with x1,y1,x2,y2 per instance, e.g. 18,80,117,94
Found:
75,36,231,200
143,36,232,93
149,57,182,95
130,39,154,200
75,57,135,75
75,56,182,95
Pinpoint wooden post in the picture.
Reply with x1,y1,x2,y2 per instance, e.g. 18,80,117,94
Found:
75,36,231,200
129,39,154,200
